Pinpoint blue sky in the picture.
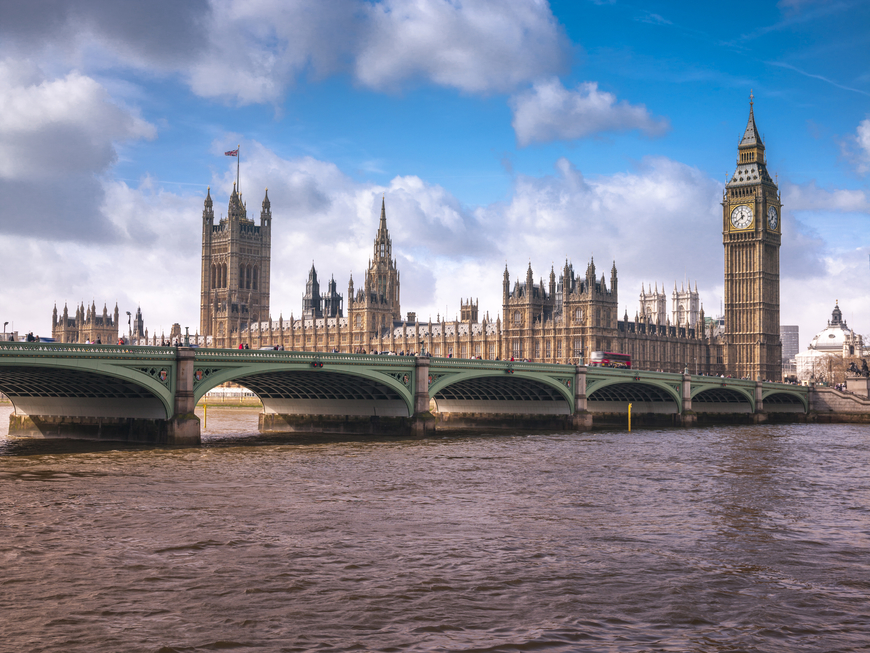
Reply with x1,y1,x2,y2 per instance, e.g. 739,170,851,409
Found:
1,0,868,348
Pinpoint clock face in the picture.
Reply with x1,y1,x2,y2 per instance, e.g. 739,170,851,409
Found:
730,205,753,229
767,205,778,230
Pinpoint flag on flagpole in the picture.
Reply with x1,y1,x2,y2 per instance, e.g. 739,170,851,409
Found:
225,149,239,156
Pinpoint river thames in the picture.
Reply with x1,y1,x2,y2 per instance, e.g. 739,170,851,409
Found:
1,404,868,652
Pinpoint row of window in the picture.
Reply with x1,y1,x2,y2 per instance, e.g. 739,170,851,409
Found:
210,263,259,290
511,307,614,326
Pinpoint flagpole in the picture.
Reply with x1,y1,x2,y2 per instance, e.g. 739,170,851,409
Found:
237,144,240,195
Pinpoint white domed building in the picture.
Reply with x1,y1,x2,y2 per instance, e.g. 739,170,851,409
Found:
795,302,866,383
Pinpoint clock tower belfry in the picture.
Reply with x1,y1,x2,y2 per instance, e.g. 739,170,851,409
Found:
722,93,782,381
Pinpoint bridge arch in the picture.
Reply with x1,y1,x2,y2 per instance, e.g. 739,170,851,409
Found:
194,362,415,417
585,378,682,414
691,385,755,413
0,360,174,419
428,370,574,415
762,389,808,413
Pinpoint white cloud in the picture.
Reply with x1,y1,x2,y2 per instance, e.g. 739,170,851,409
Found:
839,117,870,175
0,60,156,242
0,0,210,69
783,180,870,212
355,0,569,93
1,0,570,104
852,117,870,175
0,61,155,180
510,79,669,146
0,182,202,340
780,247,870,349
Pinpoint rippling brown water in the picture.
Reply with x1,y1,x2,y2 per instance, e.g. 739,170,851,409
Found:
1,405,869,652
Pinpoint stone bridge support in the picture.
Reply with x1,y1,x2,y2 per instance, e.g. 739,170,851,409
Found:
412,356,435,436
167,348,201,445
754,380,766,424
680,374,696,426
573,365,592,431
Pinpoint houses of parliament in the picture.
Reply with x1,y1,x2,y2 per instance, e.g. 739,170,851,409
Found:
57,99,784,381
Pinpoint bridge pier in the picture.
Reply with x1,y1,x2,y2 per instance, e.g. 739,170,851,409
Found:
412,356,436,436
680,373,697,426
573,365,592,431
9,414,197,443
165,347,201,445
752,379,768,424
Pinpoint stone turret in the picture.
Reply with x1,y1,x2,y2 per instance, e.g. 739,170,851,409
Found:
611,261,618,296
303,263,322,319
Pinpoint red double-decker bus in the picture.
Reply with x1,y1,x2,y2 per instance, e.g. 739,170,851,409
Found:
589,351,631,369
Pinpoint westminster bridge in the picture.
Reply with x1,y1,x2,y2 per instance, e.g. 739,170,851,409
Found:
0,342,812,444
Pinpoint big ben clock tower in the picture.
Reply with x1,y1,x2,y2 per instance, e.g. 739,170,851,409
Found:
723,93,782,381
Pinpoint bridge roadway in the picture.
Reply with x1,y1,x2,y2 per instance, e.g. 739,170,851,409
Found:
0,342,809,444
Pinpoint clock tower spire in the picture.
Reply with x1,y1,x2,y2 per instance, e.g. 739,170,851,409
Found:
722,92,782,381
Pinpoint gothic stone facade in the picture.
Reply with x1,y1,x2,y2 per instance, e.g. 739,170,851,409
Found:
722,95,782,381
499,259,720,374
195,99,779,379
213,203,721,375
199,184,272,348
52,301,120,344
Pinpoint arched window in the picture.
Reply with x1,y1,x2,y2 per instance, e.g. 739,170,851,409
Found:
513,310,521,326
223,263,228,288
211,264,216,289
253,267,258,290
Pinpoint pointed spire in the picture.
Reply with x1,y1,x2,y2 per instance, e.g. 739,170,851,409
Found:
739,90,762,149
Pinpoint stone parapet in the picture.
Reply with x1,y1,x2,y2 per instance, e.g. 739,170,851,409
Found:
809,387,870,413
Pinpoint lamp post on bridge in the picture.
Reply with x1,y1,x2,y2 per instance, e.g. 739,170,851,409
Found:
126,311,132,344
